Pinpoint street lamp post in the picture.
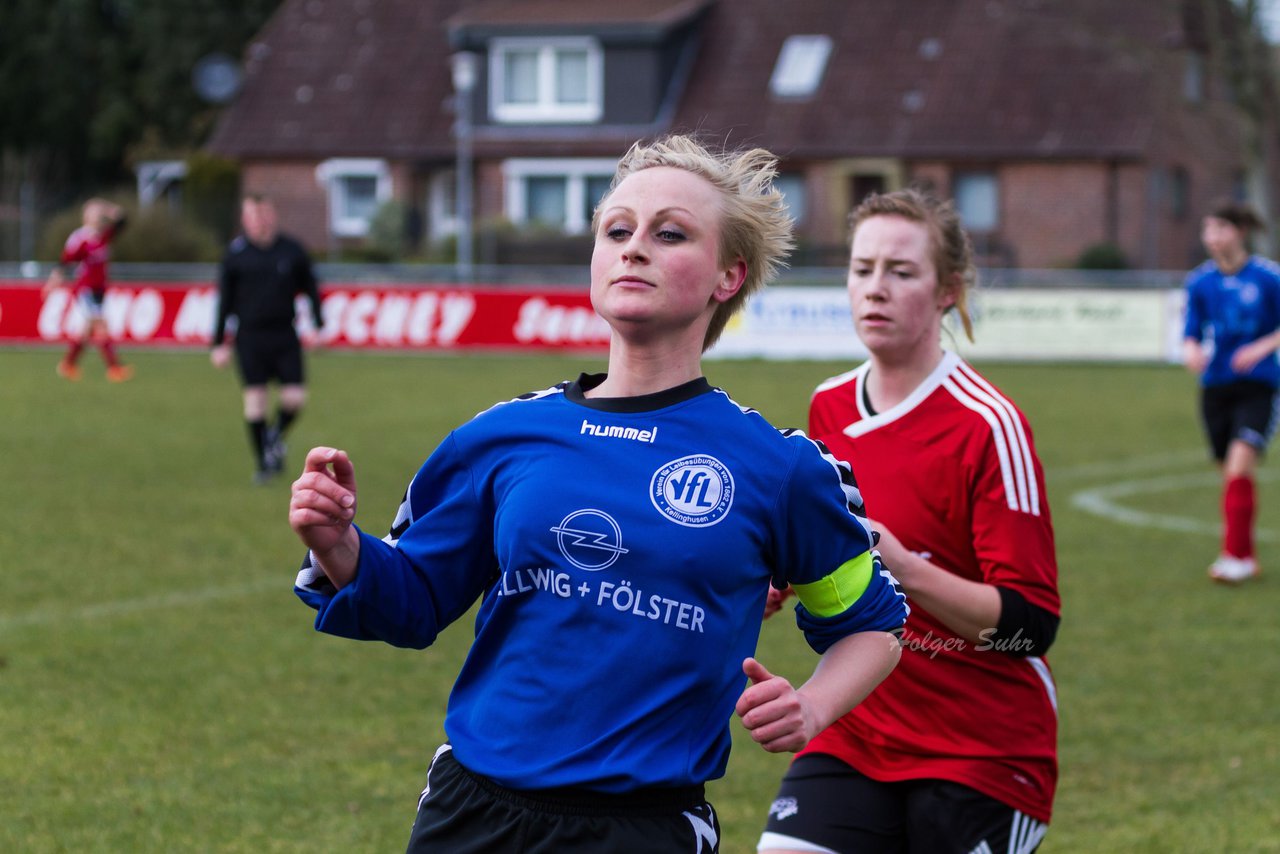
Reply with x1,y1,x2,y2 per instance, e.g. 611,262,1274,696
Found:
451,51,477,282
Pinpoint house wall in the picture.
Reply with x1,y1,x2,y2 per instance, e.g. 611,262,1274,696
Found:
1153,145,1247,271
1001,162,1110,268
242,158,422,254
910,160,1170,271
603,46,665,124
1115,163,1149,269
241,161,331,250
804,161,845,247
476,160,507,224
805,158,909,248
909,163,951,199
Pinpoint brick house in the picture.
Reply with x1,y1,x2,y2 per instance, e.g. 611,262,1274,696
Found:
206,0,1275,270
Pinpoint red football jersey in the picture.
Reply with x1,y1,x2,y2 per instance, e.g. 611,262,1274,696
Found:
801,351,1060,822
61,222,121,294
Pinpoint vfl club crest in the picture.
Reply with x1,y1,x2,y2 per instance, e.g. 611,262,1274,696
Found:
650,455,734,527
551,509,629,570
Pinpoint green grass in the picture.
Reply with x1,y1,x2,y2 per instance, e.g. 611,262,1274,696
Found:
2,348,1278,852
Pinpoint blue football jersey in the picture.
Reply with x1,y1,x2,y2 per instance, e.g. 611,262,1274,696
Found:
296,374,906,792
1184,256,1280,388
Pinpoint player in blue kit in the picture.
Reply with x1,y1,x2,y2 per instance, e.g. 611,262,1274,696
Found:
1183,200,1280,584
288,135,907,853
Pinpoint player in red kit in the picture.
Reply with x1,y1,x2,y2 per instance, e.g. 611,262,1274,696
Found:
759,190,1060,854
43,198,133,382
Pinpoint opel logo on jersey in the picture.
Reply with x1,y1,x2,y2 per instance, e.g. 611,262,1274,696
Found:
651,455,734,527
551,509,630,571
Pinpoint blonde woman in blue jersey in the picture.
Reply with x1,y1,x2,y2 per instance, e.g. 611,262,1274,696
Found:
287,135,907,853
1183,200,1280,584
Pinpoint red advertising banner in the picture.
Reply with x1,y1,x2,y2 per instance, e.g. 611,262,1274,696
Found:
0,281,611,352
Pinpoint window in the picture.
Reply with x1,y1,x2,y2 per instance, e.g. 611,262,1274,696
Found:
491,38,603,123
770,35,832,98
136,160,188,208
774,174,808,226
1183,51,1205,103
953,172,999,231
526,177,568,226
850,173,887,207
316,158,392,237
503,159,618,233
585,175,613,225
1168,166,1190,220
428,169,458,243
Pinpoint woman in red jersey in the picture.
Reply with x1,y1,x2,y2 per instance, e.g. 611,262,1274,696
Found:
43,198,132,382
758,189,1060,854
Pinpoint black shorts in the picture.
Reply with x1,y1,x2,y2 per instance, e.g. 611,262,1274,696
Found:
1200,381,1279,461
759,754,1047,854
406,745,720,854
234,328,304,387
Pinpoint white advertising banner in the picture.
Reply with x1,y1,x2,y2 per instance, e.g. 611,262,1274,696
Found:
711,287,867,360
711,286,1185,363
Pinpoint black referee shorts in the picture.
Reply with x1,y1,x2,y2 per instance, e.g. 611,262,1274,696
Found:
760,753,1047,854
1200,380,1279,461
406,745,720,853
233,327,305,387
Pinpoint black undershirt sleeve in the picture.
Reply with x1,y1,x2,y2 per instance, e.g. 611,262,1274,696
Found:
992,586,1059,657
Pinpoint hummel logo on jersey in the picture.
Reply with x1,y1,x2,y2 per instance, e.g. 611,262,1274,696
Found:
580,419,657,443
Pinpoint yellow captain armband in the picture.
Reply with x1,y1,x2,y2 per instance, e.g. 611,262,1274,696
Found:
792,552,875,618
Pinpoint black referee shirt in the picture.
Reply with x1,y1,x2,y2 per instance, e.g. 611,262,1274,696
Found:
213,234,323,345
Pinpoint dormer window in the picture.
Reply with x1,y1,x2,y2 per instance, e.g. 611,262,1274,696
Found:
490,37,603,123
770,34,832,98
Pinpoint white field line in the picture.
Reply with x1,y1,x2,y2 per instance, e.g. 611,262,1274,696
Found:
1063,457,1278,542
1,451,1270,631
1047,449,1209,484
0,576,285,632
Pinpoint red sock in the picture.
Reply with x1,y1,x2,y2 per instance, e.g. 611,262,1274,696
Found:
97,340,119,368
65,341,84,365
1223,476,1256,559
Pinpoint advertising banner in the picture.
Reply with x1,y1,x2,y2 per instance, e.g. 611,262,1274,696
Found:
0,282,611,352
1,280,1186,362
710,286,1182,363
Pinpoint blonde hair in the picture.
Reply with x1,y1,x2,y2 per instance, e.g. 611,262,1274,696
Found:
593,134,795,351
849,189,976,342
82,197,109,225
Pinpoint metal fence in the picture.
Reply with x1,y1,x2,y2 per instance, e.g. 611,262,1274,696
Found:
0,262,1187,290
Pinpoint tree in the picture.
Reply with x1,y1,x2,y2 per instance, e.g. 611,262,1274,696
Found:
1201,0,1280,252
0,0,280,257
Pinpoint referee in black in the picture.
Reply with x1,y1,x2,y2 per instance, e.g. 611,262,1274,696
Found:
211,193,324,484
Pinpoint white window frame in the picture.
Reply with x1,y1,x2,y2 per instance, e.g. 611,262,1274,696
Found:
136,160,188,207
503,158,618,233
315,158,392,237
490,37,603,124
428,169,459,243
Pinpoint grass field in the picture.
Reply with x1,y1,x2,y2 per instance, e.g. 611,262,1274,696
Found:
2,347,1278,853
